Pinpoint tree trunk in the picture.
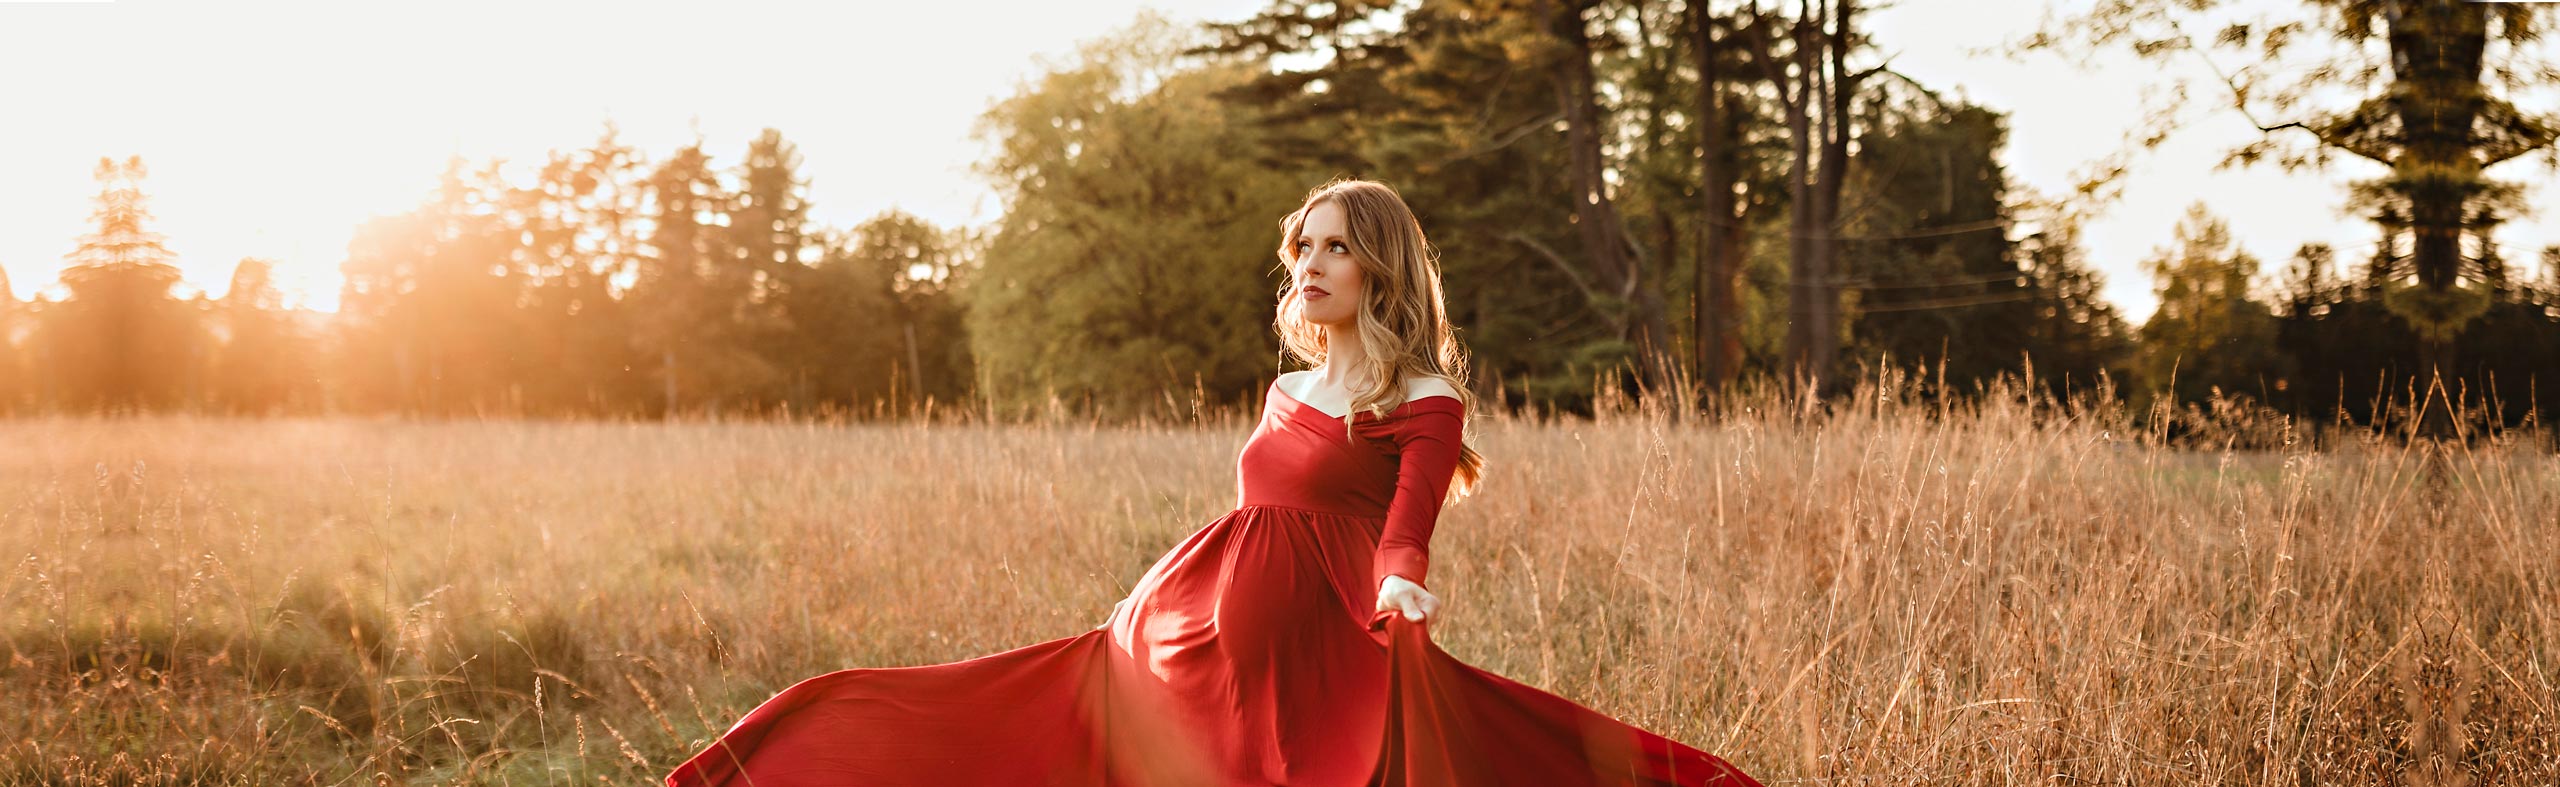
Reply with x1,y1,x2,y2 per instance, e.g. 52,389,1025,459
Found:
1546,0,1679,391
1806,0,1860,394
2386,1,2490,293
1693,2,1747,397
662,348,679,416
1770,0,1864,395
1779,1,1822,390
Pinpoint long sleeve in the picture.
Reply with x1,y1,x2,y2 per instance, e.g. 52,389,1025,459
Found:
1373,406,1464,591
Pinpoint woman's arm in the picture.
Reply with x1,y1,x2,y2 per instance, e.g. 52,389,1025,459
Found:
1373,406,1464,591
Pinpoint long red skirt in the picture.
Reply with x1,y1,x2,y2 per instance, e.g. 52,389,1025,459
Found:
665,505,1760,786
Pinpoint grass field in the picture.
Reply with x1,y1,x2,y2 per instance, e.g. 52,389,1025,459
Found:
4,371,2553,785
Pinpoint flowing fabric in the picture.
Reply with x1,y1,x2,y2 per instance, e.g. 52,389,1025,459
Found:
667,380,1763,787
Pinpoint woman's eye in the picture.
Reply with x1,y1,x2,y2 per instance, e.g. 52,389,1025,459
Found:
1329,242,1346,253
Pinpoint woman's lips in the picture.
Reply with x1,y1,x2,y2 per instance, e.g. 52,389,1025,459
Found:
1304,287,1329,298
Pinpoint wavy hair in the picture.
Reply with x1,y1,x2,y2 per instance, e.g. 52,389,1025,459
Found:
1271,178,1485,499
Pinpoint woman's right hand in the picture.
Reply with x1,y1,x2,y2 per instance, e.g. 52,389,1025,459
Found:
1375,574,1439,623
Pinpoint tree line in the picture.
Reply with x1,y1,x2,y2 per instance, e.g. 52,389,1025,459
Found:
0,139,969,418
0,2,2554,425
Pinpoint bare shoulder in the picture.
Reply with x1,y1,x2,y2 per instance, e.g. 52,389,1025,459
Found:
1275,369,1315,399
1402,375,1462,404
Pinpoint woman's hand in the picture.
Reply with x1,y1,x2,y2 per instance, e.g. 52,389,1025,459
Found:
1376,574,1440,622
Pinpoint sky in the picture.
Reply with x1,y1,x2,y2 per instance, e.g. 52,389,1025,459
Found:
0,0,2551,322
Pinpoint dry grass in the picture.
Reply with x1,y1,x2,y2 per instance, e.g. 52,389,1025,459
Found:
2,368,2552,786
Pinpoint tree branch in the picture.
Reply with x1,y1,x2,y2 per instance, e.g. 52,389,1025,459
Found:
1504,231,1604,305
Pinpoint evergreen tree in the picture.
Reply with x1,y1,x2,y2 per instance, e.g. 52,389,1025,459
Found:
2013,211,2136,398
506,125,647,412
2135,202,2294,406
209,257,313,413
35,155,207,411
337,157,529,414
628,141,775,415
733,129,821,410
1842,100,2041,388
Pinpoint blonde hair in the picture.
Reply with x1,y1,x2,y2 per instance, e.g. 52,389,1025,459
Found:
1272,178,1486,499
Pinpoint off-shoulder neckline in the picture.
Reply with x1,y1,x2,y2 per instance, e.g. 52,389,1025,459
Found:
1269,378,1463,422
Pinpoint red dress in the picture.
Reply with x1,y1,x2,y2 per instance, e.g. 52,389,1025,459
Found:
667,380,1763,787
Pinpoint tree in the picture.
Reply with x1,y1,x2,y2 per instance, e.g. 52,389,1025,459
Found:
777,211,964,416
503,124,648,412
1202,0,1694,405
2019,2,2560,359
855,211,972,410
1732,0,1885,394
336,156,530,414
2276,240,2560,427
970,12,1319,414
1686,0,1781,395
627,141,776,415
35,155,207,411
2013,205,2137,397
0,266,22,413
1344,1,1621,404
1840,99,2044,389
732,129,821,408
1536,0,1681,390
209,258,314,413
2135,202,2294,406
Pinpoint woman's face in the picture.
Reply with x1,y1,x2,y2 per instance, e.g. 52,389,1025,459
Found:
1290,199,1363,328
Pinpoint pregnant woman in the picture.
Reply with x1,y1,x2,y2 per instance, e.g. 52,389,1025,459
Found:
667,179,1761,787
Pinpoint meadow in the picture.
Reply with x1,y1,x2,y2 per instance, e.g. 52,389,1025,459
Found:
4,370,2553,786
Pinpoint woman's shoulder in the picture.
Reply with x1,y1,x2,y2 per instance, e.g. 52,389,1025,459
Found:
1388,377,1464,428
1402,376,1464,410
1401,375,1461,405
1275,370,1458,399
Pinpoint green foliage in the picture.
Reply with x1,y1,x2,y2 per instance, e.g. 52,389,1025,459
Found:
1841,101,2044,386
336,157,545,414
628,140,779,415
967,12,1320,414
2135,203,2295,405
2272,230,2560,422
2380,279,2495,344
785,211,970,412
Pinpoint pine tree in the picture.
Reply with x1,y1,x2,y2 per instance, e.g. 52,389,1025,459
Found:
733,129,824,410
628,141,774,415
211,258,313,413
508,124,647,412
37,155,207,411
2135,202,2294,406
336,156,527,413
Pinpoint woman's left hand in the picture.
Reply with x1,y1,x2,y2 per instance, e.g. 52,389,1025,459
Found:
1376,574,1440,622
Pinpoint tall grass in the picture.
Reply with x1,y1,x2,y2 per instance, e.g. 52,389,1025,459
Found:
2,367,2548,785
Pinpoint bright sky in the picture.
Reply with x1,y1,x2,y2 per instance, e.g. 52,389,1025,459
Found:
1,0,2551,322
